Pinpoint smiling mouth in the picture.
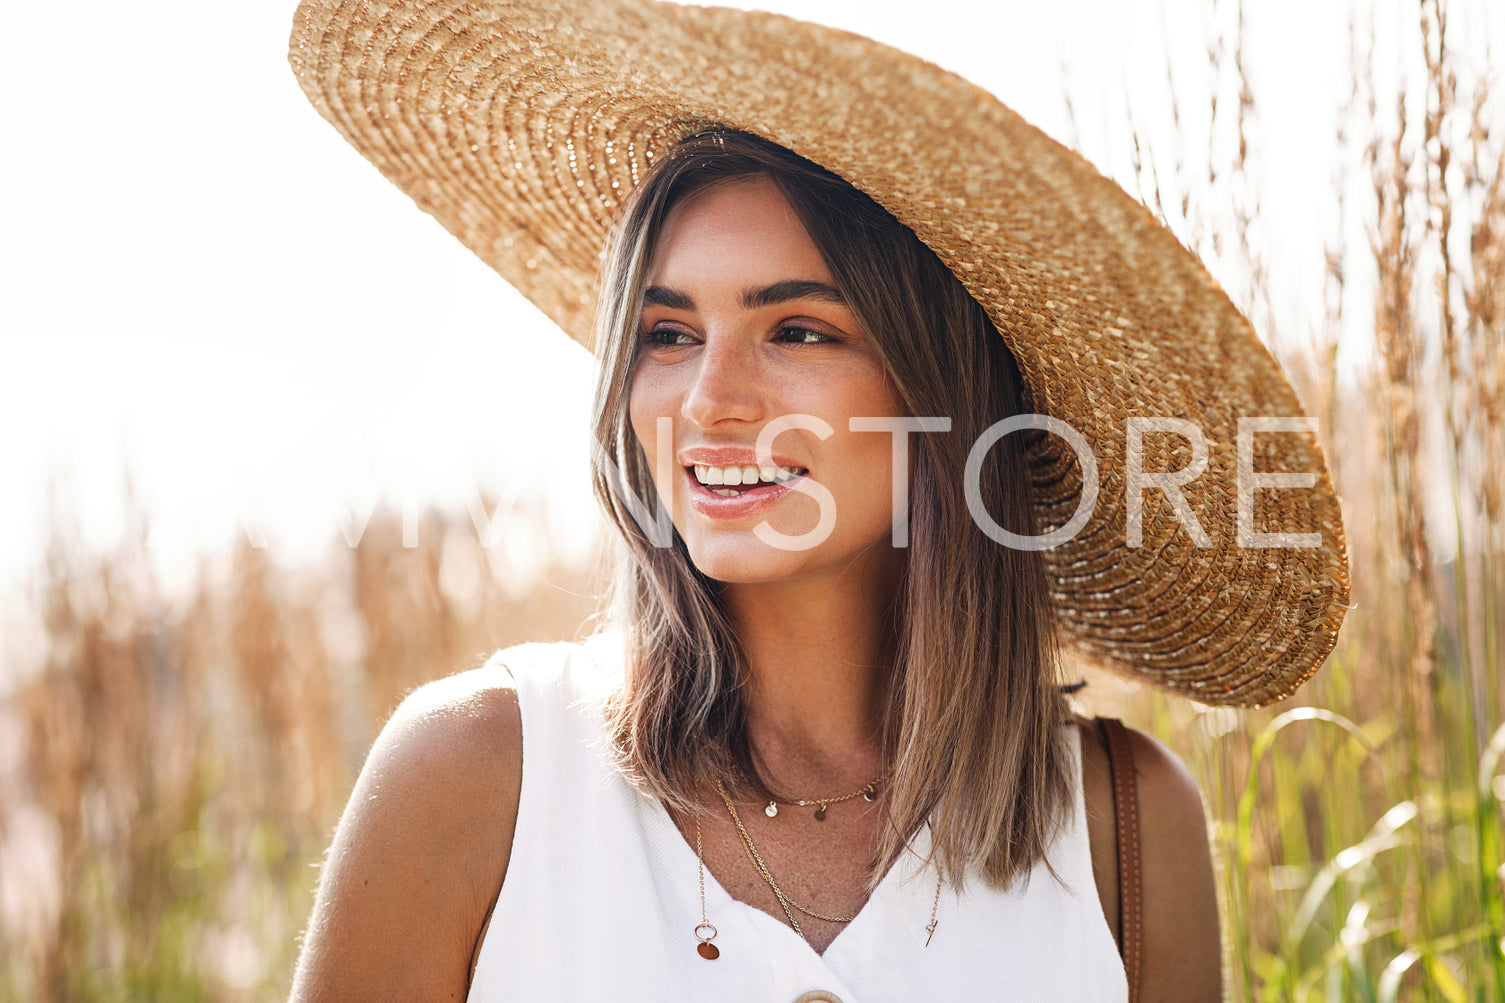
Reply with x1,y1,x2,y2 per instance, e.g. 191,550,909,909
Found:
690,463,807,497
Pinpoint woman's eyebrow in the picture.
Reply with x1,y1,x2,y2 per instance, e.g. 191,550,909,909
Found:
643,285,695,310
641,280,847,312
742,280,846,309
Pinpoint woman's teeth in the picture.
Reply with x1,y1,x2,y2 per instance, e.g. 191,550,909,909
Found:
693,463,805,495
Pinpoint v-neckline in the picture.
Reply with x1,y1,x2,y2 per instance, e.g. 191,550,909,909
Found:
644,794,927,959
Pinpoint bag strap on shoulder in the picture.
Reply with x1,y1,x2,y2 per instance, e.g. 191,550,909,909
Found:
1098,716,1142,1003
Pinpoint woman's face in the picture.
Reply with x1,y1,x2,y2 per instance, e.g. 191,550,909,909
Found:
628,175,907,585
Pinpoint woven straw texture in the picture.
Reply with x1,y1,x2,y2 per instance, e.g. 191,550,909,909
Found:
288,0,1350,706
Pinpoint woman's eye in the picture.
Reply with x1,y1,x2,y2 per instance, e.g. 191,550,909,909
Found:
775,325,836,344
641,326,697,347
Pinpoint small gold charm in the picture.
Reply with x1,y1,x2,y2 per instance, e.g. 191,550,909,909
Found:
764,801,778,817
814,803,828,821
696,923,720,960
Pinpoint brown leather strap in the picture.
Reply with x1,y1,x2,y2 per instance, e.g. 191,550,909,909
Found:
1099,717,1142,1003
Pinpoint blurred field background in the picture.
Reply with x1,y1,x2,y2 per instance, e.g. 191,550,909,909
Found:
1067,0,1505,999
2,0,1502,1000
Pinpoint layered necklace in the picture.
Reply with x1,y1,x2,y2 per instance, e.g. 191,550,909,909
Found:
692,775,943,960
761,778,879,821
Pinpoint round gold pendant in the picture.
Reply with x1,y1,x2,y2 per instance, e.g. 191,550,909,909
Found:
695,922,719,960
764,802,778,817
814,804,828,821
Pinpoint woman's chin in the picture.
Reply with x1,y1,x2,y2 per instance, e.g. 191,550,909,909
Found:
684,547,811,586
680,531,904,589
677,529,828,585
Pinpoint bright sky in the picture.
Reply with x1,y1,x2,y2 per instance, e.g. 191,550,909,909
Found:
2,0,1495,628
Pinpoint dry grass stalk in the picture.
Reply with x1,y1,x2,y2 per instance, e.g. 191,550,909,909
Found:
1073,0,1504,996
2,489,601,1000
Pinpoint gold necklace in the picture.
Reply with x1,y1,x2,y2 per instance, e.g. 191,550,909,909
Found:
693,815,720,960
692,782,946,956
762,778,882,820
719,779,858,931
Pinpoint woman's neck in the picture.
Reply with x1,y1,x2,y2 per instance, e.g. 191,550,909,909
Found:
720,547,903,790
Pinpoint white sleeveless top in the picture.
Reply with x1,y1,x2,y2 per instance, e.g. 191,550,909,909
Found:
468,639,1128,1002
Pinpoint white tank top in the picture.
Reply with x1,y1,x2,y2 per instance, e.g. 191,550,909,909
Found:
468,639,1128,1002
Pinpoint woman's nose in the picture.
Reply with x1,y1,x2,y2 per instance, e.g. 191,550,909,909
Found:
681,335,765,427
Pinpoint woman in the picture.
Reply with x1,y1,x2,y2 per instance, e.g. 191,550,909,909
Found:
286,2,1349,1000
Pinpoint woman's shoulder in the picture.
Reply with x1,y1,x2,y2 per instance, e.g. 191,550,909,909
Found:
362,635,616,808
1074,713,1211,828
353,634,620,865
363,648,543,827
1074,714,1221,1000
290,652,534,999
380,656,527,802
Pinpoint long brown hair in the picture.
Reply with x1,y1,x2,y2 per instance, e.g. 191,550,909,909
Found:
590,130,1071,889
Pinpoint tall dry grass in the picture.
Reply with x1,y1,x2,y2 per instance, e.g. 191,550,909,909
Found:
1,1,1502,999
1066,0,1505,998
0,498,600,1001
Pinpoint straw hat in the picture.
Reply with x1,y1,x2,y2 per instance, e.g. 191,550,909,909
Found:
288,0,1349,707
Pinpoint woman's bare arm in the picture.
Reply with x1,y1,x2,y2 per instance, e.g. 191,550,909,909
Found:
289,668,522,1001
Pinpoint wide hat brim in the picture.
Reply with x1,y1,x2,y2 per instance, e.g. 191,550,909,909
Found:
289,0,1350,707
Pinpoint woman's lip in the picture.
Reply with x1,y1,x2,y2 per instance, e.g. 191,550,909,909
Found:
677,448,806,469
683,467,800,519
